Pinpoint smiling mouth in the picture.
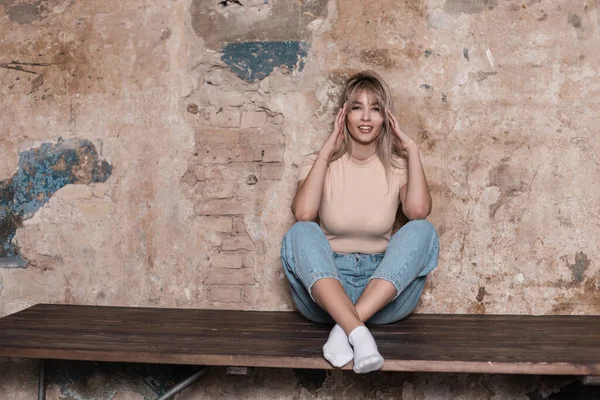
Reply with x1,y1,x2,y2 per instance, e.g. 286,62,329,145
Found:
358,125,373,133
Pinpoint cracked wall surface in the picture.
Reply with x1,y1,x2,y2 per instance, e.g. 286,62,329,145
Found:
0,138,111,266
1,0,599,398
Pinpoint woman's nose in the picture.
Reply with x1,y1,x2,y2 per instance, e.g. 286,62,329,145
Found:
361,111,370,121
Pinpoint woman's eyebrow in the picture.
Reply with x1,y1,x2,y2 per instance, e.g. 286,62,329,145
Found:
351,100,378,105
350,98,380,106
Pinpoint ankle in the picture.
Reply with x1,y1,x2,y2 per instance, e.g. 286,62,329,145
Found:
340,321,364,336
348,325,371,346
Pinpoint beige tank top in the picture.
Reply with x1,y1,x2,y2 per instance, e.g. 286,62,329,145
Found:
298,153,407,254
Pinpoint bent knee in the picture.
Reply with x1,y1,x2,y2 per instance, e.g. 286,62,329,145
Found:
405,219,438,239
281,221,322,260
405,219,434,231
286,221,320,238
397,219,438,237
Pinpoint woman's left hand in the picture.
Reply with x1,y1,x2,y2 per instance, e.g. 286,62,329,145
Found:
387,110,417,152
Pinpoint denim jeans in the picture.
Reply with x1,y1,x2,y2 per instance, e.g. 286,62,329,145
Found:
280,220,439,324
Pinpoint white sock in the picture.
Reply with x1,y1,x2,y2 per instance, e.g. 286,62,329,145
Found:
322,324,354,368
348,325,384,373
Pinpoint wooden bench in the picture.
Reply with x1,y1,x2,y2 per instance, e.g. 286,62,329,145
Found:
1,304,599,399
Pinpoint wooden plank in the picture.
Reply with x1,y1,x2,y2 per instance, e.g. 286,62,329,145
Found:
0,304,599,375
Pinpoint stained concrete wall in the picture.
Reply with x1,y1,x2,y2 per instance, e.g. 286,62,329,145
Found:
0,0,599,398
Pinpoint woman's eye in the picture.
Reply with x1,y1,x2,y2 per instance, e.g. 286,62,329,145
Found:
351,106,361,110
372,107,380,112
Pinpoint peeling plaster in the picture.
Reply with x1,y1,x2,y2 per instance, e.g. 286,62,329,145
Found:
1,0,74,24
443,0,498,15
221,41,310,82
561,251,591,284
190,0,328,50
2,0,600,397
0,138,111,266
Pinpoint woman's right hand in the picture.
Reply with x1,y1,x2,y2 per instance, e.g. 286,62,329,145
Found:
319,105,347,159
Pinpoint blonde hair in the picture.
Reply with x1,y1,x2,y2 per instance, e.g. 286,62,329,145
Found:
329,70,404,182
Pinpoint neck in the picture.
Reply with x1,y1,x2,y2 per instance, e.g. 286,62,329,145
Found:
349,142,377,161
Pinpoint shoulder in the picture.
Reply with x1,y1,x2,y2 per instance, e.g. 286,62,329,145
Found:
390,155,408,175
297,152,319,182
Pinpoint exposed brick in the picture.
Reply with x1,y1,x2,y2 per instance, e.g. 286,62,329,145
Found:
242,253,254,268
195,129,239,149
196,182,235,199
198,148,232,164
261,146,284,162
240,127,284,145
232,146,264,162
200,147,265,164
207,91,247,108
197,216,232,233
233,181,261,200
195,165,223,181
217,162,260,181
233,217,246,233
205,268,255,285
211,252,244,269
260,163,284,180
222,234,255,250
210,108,241,128
243,286,263,304
241,110,267,128
210,285,243,303
195,199,245,215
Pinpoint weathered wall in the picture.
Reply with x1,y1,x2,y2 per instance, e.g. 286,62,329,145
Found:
1,0,599,398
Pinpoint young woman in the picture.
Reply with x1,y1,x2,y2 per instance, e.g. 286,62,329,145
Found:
280,71,439,373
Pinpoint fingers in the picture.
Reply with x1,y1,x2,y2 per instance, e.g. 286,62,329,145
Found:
339,104,346,122
335,106,344,122
386,110,399,136
329,105,347,147
386,109,398,127
333,107,344,132
337,105,347,134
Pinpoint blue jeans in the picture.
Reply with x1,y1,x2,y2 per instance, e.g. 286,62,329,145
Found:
280,220,439,324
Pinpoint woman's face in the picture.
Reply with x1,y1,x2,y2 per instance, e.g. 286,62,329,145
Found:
345,90,384,146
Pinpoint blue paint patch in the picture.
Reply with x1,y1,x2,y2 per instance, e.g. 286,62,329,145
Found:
221,41,310,82
0,138,111,267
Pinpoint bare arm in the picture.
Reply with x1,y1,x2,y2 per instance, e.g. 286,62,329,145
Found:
398,146,432,220
388,111,432,220
291,158,328,221
291,106,347,221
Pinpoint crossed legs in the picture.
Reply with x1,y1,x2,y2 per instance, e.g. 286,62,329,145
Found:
314,278,395,373
281,220,439,373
